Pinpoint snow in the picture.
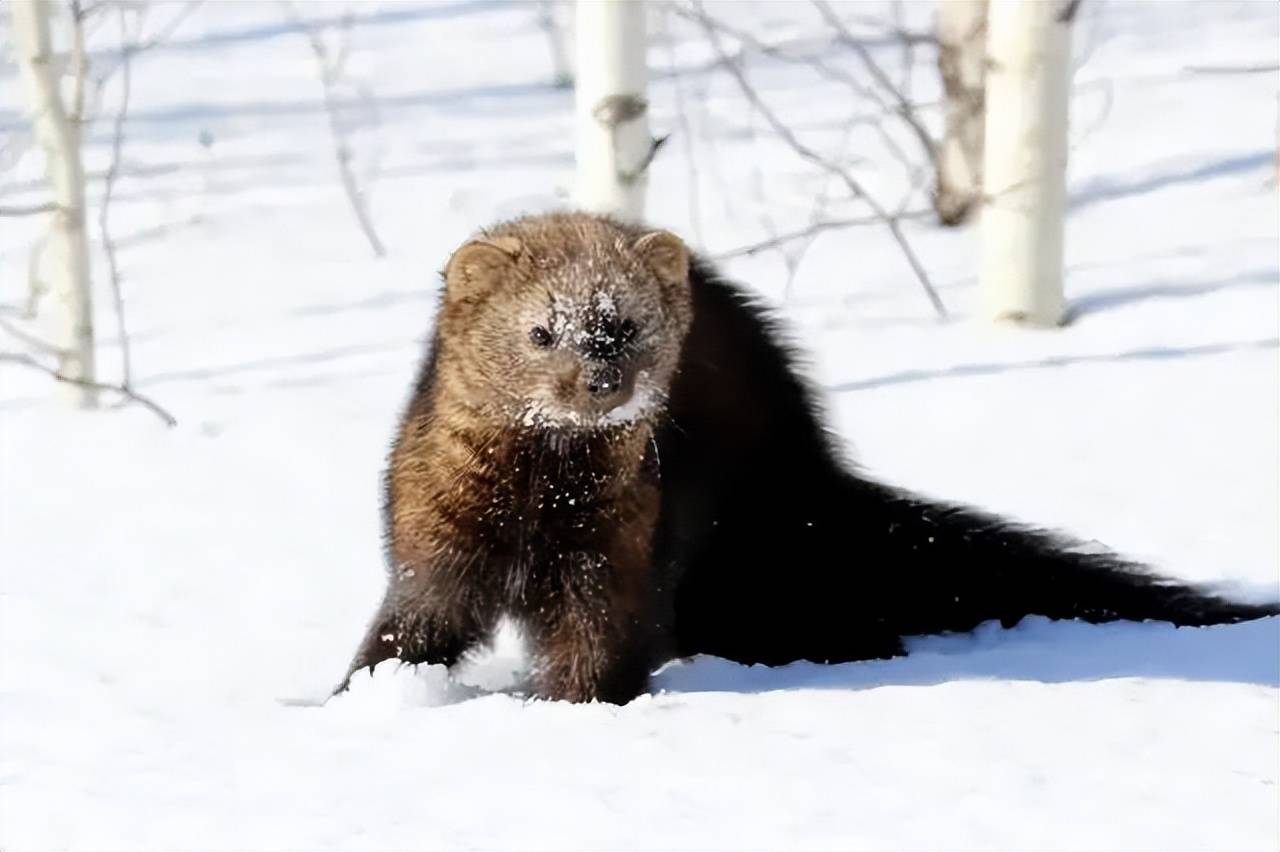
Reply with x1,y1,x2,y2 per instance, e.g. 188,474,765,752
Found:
1,1,1277,849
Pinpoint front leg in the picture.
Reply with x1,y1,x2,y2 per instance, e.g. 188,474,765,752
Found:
333,582,493,696
525,552,656,705
534,615,653,705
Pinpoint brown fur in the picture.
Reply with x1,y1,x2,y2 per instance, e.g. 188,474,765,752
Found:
337,213,691,703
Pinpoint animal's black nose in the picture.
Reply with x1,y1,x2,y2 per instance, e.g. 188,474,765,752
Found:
586,364,623,397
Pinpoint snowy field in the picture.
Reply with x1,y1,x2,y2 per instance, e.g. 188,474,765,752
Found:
2,1,1278,849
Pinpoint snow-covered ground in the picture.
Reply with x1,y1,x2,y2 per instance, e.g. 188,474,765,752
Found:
2,2,1277,849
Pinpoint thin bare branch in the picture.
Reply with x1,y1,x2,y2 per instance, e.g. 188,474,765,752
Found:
328,11,354,82
740,105,787,277
536,0,573,88
896,163,934,216
282,1,386,258
618,133,669,185
690,1,946,318
660,4,704,246
829,10,936,46
811,0,937,168
1057,0,1084,24
101,5,135,388
1071,79,1113,152
135,0,203,52
93,1,203,83
890,0,914,99
1,352,177,427
674,3,933,204
781,116,863,299
712,210,932,260
670,4,888,108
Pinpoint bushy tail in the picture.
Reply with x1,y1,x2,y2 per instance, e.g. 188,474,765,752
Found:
669,469,1278,667
847,475,1279,637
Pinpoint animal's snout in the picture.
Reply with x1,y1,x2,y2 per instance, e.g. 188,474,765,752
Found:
586,364,623,397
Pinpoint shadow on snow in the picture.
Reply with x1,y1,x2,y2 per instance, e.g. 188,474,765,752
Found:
828,337,1279,395
653,615,1280,695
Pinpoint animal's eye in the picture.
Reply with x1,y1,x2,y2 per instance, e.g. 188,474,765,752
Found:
529,325,553,348
618,319,637,344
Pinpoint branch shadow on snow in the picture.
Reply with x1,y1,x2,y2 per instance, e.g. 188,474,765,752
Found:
0,83,566,138
1062,267,1278,322
827,337,1279,395
653,616,1280,696
1069,150,1275,211
103,1,510,57
136,341,416,387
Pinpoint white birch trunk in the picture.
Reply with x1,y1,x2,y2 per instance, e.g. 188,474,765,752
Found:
11,0,96,404
978,0,1073,327
935,0,987,226
573,0,649,222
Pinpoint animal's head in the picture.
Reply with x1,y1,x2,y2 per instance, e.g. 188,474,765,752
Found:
436,213,693,430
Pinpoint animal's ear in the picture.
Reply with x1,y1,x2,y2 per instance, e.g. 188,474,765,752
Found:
443,236,522,300
633,230,689,287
